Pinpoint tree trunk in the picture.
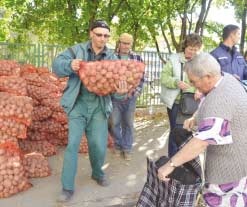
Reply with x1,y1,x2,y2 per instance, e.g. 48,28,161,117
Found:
160,23,172,53
167,18,179,52
195,0,207,34
200,0,213,36
88,0,100,34
240,1,247,54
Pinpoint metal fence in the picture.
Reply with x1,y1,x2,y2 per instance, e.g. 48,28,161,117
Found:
0,42,168,107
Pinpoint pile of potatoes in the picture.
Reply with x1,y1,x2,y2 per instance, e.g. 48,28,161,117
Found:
0,92,33,126
23,152,51,178
78,60,145,96
0,76,27,96
0,60,20,76
0,142,31,198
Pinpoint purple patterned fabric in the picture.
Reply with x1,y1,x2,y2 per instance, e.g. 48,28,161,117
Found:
198,118,215,132
196,117,246,206
219,120,230,137
194,117,232,145
204,193,222,206
219,182,239,193
230,194,238,207
203,176,247,207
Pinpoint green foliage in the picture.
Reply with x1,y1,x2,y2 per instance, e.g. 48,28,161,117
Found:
203,21,224,51
0,0,244,52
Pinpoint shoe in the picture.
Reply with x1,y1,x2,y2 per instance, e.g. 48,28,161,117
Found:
124,152,132,161
91,176,110,187
57,189,74,202
113,148,122,157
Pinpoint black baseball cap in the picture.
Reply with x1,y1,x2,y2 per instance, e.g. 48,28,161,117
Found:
90,20,110,31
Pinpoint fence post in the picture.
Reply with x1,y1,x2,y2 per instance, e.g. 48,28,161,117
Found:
37,43,40,67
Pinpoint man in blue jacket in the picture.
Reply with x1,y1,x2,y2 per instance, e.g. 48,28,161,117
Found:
52,20,127,202
211,24,247,80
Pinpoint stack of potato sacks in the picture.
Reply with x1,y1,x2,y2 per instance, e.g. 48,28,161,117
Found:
0,60,36,198
0,59,117,198
0,61,61,198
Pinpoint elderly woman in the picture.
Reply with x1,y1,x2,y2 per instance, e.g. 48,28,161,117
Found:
160,33,202,157
158,53,247,207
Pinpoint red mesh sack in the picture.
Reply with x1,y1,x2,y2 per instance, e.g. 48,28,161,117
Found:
47,137,67,146
0,92,33,126
32,98,40,106
37,67,50,75
0,76,27,96
0,131,18,145
57,77,68,92
46,130,68,146
41,97,64,112
32,106,53,121
27,130,48,141
0,118,27,139
78,132,114,154
51,111,67,124
20,64,37,76
23,152,51,178
78,134,88,154
0,142,32,198
0,60,21,76
29,120,64,133
78,60,145,96
39,72,58,84
21,73,46,87
27,85,51,101
18,140,57,157
108,133,114,149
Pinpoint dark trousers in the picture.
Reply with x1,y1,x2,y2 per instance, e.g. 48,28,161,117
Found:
167,103,182,157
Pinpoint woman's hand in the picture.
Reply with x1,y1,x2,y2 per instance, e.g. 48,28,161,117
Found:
115,80,128,95
158,163,175,182
177,81,190,91
194,90,203,100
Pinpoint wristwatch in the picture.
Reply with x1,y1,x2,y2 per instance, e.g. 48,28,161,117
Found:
169,159,177,168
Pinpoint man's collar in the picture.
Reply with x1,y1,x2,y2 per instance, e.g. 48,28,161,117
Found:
219,42,236,52
87,41,107,55
117,50,133,56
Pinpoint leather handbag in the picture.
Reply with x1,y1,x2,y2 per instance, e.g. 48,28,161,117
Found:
179,63,199,115
180,92,199,115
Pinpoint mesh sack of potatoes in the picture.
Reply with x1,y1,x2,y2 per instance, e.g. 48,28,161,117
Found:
23,152,51,178
78,60,145,96
0,142,32,198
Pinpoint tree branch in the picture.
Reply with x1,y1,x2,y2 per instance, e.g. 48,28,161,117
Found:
160,23,172,53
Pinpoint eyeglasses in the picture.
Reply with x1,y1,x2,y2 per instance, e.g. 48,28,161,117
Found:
93,31,110,38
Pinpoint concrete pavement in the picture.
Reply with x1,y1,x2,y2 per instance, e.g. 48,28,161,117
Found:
0,111,169,207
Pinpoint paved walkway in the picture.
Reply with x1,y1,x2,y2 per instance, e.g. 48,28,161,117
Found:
0,112,169,207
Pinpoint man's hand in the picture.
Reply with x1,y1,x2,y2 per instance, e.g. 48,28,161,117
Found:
183,116,196,131
114,80,128,95
71,59,81,72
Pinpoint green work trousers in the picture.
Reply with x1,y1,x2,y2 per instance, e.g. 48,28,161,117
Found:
61,92,108,191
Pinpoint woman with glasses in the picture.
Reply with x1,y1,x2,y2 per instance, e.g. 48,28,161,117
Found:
160,33,202,157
